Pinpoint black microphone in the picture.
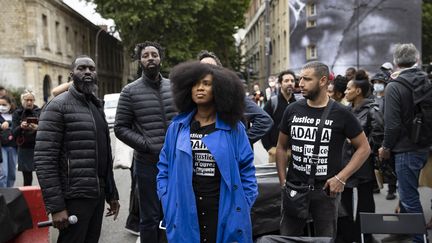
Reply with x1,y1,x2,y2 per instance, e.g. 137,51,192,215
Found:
37,215,78,228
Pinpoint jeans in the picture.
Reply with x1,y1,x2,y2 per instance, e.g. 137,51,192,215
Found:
0,146,18,188
134,160,166,243
395,151,428,243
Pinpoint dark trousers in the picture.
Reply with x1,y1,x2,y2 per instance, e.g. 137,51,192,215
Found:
195,195,219,243
57,186,105,243
126,163,140,230
280,189,340,239
22,171,32,186
337,181,375,243
135,160,165,243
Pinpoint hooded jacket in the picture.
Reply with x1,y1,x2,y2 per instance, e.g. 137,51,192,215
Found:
157,110,258,243
383,67,430,152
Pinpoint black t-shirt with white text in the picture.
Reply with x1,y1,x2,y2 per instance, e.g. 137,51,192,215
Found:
191,121,221,198
279,99,362,183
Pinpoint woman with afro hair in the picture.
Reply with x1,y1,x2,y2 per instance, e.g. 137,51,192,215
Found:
157,61,258,243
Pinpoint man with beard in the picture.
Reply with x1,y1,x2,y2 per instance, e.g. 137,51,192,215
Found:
34,55,120,243
276,61,370,239
115,41,176,243
262,70,297,163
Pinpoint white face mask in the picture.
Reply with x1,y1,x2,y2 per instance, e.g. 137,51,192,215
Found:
373,83,385,93
0,105,10,114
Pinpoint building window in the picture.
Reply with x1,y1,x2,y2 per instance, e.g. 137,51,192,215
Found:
306,44,317,60
306,19,317,28
55,21,61,54
82,35,87,53
65,26,72,57
307,3,317,16
74,30,78,54
58,75,62,85
42,14,49,50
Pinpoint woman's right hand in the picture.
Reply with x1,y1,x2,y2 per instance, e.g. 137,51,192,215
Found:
1,121,8,130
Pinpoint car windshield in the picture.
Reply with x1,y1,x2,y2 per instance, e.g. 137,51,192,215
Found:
104,99,118,109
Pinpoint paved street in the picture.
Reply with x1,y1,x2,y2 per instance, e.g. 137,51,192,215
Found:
13,137,432,242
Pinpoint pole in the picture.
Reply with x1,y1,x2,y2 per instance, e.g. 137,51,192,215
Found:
95,28,104,69
264,0,271,85
356,0,360,70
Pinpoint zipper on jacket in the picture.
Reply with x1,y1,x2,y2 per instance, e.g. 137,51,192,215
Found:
67,157,70,189
87,103,101,196
156,86,168,131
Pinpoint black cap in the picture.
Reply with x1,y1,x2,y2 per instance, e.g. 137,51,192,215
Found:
371,72,389,83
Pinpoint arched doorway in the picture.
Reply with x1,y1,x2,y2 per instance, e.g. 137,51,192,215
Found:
43,75,52,103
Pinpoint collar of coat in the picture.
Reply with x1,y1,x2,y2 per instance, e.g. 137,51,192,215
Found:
69,84,102,107
173,108,232,131
172,109,236,190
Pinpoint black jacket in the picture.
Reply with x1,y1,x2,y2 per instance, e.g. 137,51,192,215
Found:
261,93,295,150
114,74,177,163
12,106,41,148
342,99,379,186
34,85,119,214
244,97,273,144
383,67,430,152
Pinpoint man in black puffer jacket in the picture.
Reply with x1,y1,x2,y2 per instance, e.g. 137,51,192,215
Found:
34,55,119,243
114,41,176,243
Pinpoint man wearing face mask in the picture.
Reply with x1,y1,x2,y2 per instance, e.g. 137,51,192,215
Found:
371,72,397,200
115,41,176,243
34,55,120,243
265,75,279,101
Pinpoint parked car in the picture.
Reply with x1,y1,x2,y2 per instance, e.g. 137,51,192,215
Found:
103,93,120,128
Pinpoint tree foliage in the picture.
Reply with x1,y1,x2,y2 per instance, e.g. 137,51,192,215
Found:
89,0,250,70
423,1,432,64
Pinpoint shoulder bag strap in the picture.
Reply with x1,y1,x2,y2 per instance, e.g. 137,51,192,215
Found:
308,99,334,187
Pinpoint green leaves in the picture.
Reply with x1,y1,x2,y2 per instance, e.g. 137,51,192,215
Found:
88,0,250,70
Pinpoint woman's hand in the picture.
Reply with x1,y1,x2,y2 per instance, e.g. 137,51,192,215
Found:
1,121,9,130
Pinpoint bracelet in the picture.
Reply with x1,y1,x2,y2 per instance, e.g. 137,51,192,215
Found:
334,175,346,186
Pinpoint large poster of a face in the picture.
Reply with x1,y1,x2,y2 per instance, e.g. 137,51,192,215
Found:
289,0,421,75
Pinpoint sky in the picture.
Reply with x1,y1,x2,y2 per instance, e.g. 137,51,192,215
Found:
62,0,115,28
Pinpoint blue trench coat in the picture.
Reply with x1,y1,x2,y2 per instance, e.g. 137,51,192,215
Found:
157,111,258,243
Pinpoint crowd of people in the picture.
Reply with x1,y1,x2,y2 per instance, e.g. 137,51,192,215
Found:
0,41,431,243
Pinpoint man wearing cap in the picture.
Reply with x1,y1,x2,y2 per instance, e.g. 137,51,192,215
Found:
380,62,394,79
371,72,397,200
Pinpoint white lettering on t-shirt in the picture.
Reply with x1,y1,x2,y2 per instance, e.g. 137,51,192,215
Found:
289,115,334,177
291,126,332,142
191,136,216,177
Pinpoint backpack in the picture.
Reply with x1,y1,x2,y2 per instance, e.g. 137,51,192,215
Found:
394,75,432,146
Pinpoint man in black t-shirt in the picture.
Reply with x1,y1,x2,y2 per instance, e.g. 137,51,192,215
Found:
276,61,370,238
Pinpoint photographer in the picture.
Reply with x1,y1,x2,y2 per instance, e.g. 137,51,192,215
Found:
12,90,40,186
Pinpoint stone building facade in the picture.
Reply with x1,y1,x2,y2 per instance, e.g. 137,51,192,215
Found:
243,0,290,86
0,0,127,106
